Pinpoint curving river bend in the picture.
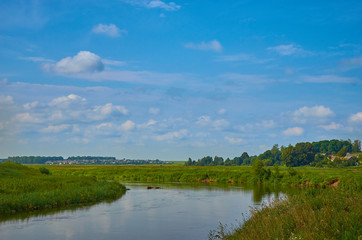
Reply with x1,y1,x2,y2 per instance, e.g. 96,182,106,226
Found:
0,183,284,240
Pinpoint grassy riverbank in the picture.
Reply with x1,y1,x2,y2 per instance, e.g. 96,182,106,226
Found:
0,162,126,216
210,185,362,240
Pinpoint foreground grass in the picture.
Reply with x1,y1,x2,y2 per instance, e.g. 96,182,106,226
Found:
210,183,362,240
0,162,126,217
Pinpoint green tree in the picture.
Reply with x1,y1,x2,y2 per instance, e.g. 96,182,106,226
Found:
352,140,361,153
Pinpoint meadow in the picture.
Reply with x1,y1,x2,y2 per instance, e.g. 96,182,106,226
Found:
38,164,361,189
0,162,126,217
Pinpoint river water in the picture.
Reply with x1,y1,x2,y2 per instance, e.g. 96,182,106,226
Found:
0,183,283,240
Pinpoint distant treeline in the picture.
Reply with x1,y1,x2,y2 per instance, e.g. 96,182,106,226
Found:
186,139,361,167
6,156,115,164
67,156,116,161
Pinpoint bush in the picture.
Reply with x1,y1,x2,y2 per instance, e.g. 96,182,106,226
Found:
39,167,50,175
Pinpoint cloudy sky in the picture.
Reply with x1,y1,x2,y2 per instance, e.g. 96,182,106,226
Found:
0,0,361,160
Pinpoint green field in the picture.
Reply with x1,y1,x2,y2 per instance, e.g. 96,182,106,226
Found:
0,162,126,217
37,164,362,189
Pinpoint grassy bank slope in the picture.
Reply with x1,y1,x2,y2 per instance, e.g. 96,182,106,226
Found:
0,162,126,216
212,186,362,240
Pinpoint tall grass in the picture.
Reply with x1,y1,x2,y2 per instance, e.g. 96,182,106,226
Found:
210,183,362,240
0,162,126,216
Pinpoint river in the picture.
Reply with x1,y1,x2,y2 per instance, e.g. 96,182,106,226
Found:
0,182,284,240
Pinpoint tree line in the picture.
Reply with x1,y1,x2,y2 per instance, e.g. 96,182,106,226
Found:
6,156,116,164
185,139,361,167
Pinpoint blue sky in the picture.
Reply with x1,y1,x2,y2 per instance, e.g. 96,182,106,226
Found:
0,0,361,160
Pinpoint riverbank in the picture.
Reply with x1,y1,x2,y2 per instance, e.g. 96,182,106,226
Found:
210,184,362,240
0,162,126,217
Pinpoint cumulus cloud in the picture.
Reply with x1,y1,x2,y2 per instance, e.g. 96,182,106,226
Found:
93,103,128,117
49,94,86,107
121,120,135,131
349,112,362,123
283,127,304,136
184,40,222,52
43,51,104,74
92,24,126,37
320,122,341,130
155,129,187,141
122,0,181,11
292,105,334,123
225,136,243,144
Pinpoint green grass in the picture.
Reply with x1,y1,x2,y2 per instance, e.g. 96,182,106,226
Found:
210,186,362,240
37,164,362,189
0,162,126,217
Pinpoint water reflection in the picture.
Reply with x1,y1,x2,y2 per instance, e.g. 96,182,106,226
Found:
0,183,290,240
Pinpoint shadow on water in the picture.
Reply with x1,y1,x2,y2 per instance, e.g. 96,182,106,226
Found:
0,193,127,224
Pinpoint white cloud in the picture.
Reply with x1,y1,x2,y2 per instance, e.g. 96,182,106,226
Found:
292,105,334,123
43,51,104,74
155,129,187,141
225,136,243,144
15,113,43,123
349,112,362,123
138,119,157,129
49,94,86,107
320,122,341,130
267,44,311,56
283,127,304,136
184,40,222,52
149,107,160,115
96,122,114,129
302,75,359,83
0,96,14,105
93,103,128,117
293,105,334,118
195,116,229,130
102,59,126,67
146,0,180,11
20,56,54,63
92,24,126,37
122,0,181,11
41,124,71,133
24,101,39,110
121,120,135,131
